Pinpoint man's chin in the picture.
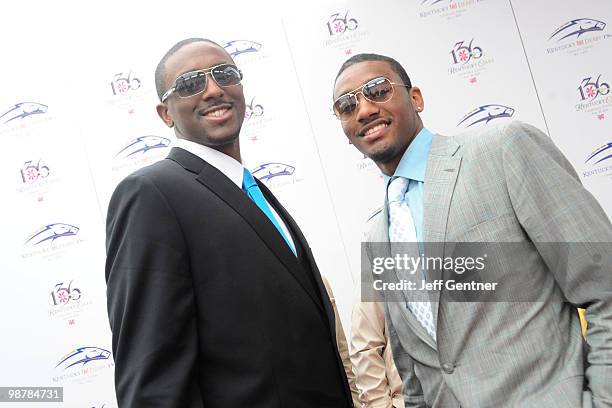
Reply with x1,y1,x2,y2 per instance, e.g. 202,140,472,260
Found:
201,127,241,145
183,131,240,149
210,134,240,146
365,147,397,164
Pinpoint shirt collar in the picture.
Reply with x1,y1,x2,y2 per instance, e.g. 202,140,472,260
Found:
174,138,244,188
384,127,433,185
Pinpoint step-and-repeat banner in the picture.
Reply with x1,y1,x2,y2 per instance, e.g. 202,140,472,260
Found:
1,0,610,406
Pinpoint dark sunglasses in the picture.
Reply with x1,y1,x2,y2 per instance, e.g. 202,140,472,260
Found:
332,76,409,121
161,63,243,102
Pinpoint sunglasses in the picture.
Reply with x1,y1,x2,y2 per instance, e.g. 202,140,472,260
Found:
332,76,410,121
161,63,243,102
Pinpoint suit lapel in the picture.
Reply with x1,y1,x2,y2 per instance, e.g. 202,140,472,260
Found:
166,148,326,317
423,135,462,326
257,180,329,318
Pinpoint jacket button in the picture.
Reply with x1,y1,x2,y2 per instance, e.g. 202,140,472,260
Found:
441,363,455,374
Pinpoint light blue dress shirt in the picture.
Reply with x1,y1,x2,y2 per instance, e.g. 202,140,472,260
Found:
384,128,433,243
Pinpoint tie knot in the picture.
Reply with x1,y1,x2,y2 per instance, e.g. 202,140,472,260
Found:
388,177,409,203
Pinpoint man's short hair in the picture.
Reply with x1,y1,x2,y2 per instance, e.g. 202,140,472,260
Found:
335,53,412,89
155,38,220,101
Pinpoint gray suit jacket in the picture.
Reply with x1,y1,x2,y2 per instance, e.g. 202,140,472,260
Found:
364,122,612,407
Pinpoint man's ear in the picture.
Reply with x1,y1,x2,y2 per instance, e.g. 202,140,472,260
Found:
409,86,424,113
156,103,174,127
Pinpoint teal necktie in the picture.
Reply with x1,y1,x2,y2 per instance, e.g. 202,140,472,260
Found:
242,168,296,256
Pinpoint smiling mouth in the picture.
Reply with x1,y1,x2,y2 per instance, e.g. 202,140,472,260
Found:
198,103,233,118
359,119,390,138
364,123,388,136
204,107,230,117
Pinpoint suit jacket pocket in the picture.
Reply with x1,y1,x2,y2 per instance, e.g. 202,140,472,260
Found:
448,212,524,242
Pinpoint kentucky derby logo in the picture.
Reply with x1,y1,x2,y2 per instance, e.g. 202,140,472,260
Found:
582,142,612,179
457,104,514,127
16,158,60,197
25,223,79,246
326,11,358,36
49,280,82,307
550,18,606,42
577,75,610,102
546,18,610,56
47,279,93,323
586,143,612,166
323,10,367,51
252,163,295,182
22,223,84,260
450,39,482,64
115,135,171,159
53,346,114,384
110,71,142,96
56,347,111,370
223,40,262,58
0,102,47,124
245,97,264,121
447,38,493,81
575,75,612,116
20,159,50,184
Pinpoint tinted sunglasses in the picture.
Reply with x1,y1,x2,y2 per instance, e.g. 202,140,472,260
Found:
333,76,409,121
161,63,243,102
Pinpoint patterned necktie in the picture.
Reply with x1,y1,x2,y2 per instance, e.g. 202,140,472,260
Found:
387,176,436,341
243,168,296,256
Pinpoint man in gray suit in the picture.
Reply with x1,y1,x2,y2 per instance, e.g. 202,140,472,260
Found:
331,53,612,407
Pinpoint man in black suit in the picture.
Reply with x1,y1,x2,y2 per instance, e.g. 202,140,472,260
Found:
105,38,353,408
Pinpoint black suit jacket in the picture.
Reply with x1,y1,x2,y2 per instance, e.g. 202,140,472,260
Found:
105,147,353,407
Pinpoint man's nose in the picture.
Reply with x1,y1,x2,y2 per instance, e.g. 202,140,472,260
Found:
355,94,380,122
201,75,224,100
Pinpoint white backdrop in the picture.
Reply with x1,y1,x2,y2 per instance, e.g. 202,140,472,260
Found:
1,0,610,406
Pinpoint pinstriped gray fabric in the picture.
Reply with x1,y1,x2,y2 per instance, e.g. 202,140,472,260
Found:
365,121,612,408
